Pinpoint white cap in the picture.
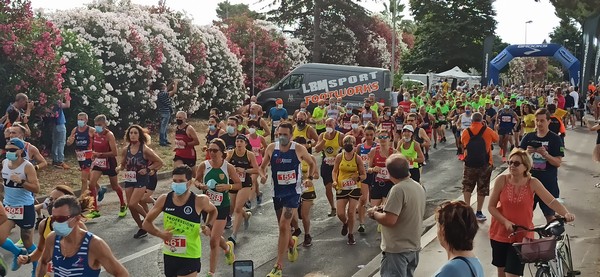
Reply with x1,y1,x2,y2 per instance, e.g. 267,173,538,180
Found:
403,125,414,132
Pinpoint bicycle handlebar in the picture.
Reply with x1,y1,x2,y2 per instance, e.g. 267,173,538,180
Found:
510,216,566,238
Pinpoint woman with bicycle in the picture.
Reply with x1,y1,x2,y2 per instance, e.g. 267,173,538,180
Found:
433,201,484,277
488,148,575,277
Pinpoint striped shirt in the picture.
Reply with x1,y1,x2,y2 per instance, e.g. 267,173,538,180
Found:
156,91,172,113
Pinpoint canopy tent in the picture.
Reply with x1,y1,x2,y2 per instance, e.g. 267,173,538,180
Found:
435,66,472,79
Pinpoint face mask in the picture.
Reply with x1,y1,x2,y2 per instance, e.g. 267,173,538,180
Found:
6,152,18,161
465,110,472,115
208,125,216,131
346,110,352,115
176,119,184,125
277,104,283,109
248,127,256,134
351,123,359,129
52,221,73,237
385,112,391,116
297,120,306,128
94,126,103,133
278,135,290,146
250,101,256,105
206,179,217,190
300,108,306,112
504,105,510,110
329,103,336,108
319,105,324,109
365,105,370,109
77,120,85,128
250,114,257,119
226,126,235,135
403,137,412,142
343,144,354,152
171,182,187,195
410,108,417,113
326,127,334,133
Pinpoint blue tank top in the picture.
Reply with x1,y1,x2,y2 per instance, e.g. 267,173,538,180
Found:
270,142,302,197
2,159,35,206
75,127,91,151
52,232,100,277
498,111,515,130
125,144,149,185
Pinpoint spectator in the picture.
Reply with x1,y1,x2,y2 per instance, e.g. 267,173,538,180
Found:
433,201,484,277
52,89,71,169
156,79,179,146
367,154,425,277
488,148,574,277
519,108,565,223
268,98,288,142
1,93,33,128
461,112,499,221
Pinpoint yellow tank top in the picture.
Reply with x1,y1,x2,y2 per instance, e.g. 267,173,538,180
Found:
301,160,314,193
322,132,341,166
43,217,53,238
337,153,360,190
293,125,308,140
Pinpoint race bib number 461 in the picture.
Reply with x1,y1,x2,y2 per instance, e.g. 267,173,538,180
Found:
163,235,187,254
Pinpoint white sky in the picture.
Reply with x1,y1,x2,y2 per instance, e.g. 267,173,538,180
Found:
32,0,563,45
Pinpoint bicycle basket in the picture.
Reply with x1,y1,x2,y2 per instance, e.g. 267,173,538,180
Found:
513,236,557,263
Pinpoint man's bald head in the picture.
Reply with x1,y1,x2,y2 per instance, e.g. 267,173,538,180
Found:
386,154,410,181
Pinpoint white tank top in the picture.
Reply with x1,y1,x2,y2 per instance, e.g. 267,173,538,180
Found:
327,107,339,120
2,159,35,206
460,114,472,130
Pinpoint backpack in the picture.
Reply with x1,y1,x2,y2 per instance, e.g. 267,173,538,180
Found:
464,127,488,167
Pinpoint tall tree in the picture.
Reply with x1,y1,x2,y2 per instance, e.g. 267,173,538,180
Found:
549,17,582,53
216,1,265,21
403,0,497,73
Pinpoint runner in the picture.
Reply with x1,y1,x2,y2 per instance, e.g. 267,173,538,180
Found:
195,138,240,275
521,103,536,134
118,125,164,239
220,116,241,151
292,111,318,146
259,122,317,277
38,195,128,277
397,125,425,183
326,98,343,122
86,115,127,219
432,106,447,149
248,104,270,138
0,138,39,273
356,124,377,233
292,102,312,122
66,112,95,193
367,129,397,218
314,118,344,217
495,104,518,162
418,105,435,160
312,99,327,135
247,119,268,206
338,104,354,134
173,111,200,177
332,135,366,245
393,106,405,148
205,116,225,160
226,135,259,245
345,115,364,145
405,113,431,165
143,165,218,277
361,99,378,126
292,137,318,247
378,107,396,140
8,124,47,170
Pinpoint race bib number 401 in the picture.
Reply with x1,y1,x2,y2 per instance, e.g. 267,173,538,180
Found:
277,170,297,185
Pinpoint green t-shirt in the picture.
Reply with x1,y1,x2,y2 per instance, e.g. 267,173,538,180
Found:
312,106,326,130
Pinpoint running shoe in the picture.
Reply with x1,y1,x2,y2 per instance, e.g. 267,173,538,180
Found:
288,236,298,262
256,192,263,205
206,272,214,277
377,224,382,233
292,227,301,237
118,205,127,218
225,241,235,265
97,186,107,202
85,210,101,219
433,143,437,149
341,224,348,236
227,236,237,246
133,229,148,239
225,215,232,229
244,200,251,209
266,265,282,277
347,234,356,245
244,211,252,230
302,234,312,247
357,224,366,233
0,256,6,276
11,248,26,271
458,154,464,161
475,211,487,222
328,208,336,217
15,239,23,248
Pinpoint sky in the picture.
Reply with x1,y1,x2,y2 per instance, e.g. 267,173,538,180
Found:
31,0,563,45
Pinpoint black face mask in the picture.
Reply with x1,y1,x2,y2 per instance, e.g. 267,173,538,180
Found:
343,143,354,152
365,105,370,109
176,119,184,125
297,120,306,128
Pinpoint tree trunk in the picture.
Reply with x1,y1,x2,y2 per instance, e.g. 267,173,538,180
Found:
312,0,322,63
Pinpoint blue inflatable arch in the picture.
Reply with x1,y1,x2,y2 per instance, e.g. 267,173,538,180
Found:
488,43,580,86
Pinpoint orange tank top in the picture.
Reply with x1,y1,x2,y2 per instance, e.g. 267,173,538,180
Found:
489,176,535,243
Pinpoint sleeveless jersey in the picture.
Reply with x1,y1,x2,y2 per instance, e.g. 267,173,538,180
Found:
322,132,341,166
124,144,149,185
400,141,419,169
52,232,100,277
362,110,375,125
271,142,302,197
206,128,221,142
394,114,405,131
339,113,353,133
337,153,360,190
498,111,515,130
23,143,34,165
229,150,251,187
162,191,202,258
247,119,265,137
292,125,309,140
93,131,110,153
219,134,236,150
380,119,394,133
421,114,432,130
2,159,34,206
460,114,472,130
43,217,54,239
327,107,340,120
412,127,424,144
246,134,263,165
358,142,377,169
300,159,314,193
373,146,393,183
75,127,93,162
202,160,230,207
174,125,196,159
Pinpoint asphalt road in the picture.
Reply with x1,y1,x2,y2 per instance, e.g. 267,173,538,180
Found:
4,129,506,277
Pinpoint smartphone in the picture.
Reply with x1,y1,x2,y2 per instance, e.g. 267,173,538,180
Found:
233,260,254,277
528,141,543,149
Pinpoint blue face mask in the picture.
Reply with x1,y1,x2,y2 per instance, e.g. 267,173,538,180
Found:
206,179,217,190
6,152,18,161
52,221,73,237
171,182,187,195
77,120,86,128
94,126,103,133
208,125,216,131
226,126,235,135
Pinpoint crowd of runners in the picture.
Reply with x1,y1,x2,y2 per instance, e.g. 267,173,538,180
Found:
0,80,590,276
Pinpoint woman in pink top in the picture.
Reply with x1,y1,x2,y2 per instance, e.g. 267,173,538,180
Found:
488,148,575,277
246,120,267,205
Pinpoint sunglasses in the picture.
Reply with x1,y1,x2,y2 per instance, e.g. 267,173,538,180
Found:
378,136,390,139
5,148,18,153
207,149,220,153
51,215,76,223
507,160,522,167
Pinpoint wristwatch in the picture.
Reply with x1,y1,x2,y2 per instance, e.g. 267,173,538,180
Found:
308,176,313,180
205,223,213,230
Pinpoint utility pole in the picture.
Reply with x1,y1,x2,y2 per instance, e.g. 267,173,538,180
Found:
391,0,396,93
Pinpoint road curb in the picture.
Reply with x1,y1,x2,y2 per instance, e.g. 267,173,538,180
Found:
352,165,508,277
35,170,172,203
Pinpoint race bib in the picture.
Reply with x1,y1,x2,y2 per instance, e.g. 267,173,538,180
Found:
273,120,280,128
343,122,351,130
75,150,91,162
163,235,187,254
123,171,137,182
376,168,390,180
501,115,512,122
237,171,246,182
360,154,369,168
277,170,297,185
206,190,224,206
396,124,403,130
5,206,24,220
324,157,335,166
175,140,186,149
92,158,108,169
341,178,358,190
252,146,261,157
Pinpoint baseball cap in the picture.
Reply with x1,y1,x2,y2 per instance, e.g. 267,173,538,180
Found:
275,98,283,104
402,125,414,132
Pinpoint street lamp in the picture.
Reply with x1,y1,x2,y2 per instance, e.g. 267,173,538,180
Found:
525,20,533,44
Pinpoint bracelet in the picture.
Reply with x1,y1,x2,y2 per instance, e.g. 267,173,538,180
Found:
26,255,31,264
229,185,233,190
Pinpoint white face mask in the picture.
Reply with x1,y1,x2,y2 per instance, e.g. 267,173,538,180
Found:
403,137,412,142
351,123,359,129
326,127,334,133
250,101,256,105
248,127,256,134
277,104,283,109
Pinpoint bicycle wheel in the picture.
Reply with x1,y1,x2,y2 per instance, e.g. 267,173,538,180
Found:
560,234,581,276
535,266,552,277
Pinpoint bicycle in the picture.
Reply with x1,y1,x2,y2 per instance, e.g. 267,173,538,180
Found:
510,217,581,277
